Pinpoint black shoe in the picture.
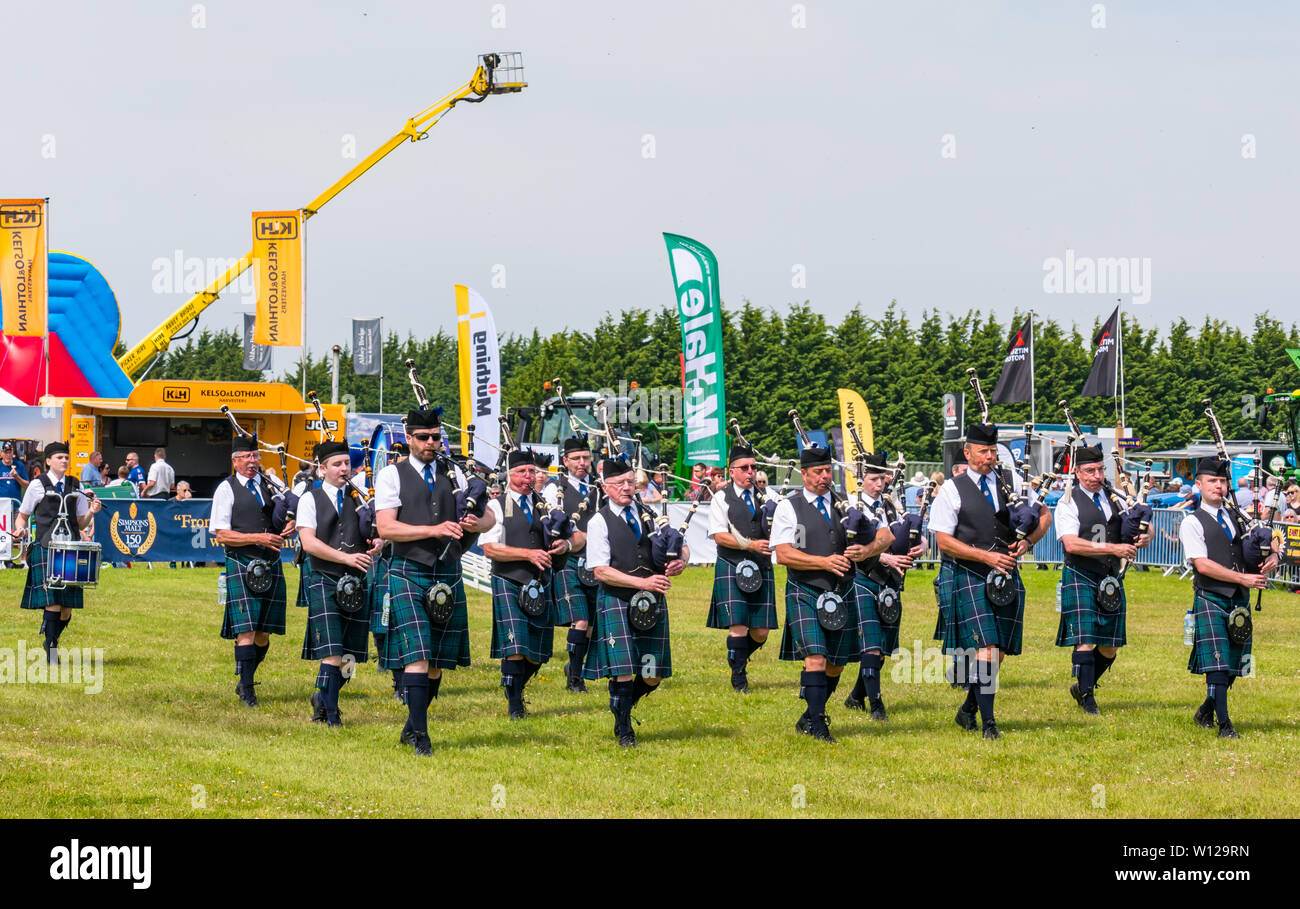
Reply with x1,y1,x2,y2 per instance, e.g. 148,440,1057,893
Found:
564,662,587,693
982,723,1001,740
731,668,749,693
235,681,258,708
1069,682,1083,706
955,706,978,731
869,698,888,722
1193,703,1215,729
508,697,528,720
412,732,432,756
1218,721,1240,739
1071,683,1100,715
326,712,342,728
613,709,637,747
808,714,836,743
399,723,416,746
844,693,866,711
795,714,813,736
310,691,327,723
45,641,59,666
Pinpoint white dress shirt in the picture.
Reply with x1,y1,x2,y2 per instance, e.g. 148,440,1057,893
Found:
1053,485,1113,539
708,482,760,537
18,474,89,519
541,473,594,509
770,488,837,548
480,489,538,546
928,467,1029,536
295,479,345,532
1179,501,1239,561
584,502,646,569
208,474,268,532
373,451,437,512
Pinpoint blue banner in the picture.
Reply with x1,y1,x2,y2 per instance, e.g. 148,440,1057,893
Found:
91,498,296,563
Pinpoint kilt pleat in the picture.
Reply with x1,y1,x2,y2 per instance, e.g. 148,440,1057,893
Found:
584,589,672,680
490,576,555,663
933,558,956,654
852,573,901,655
778,577,860,665
1055,563,1126,648
706,557,778,629
551,566,598,626
950,560,1024,655
20,544,85,610
382,557,471,670
300,570,371,661
219,551,287,639
1188,589,1252,676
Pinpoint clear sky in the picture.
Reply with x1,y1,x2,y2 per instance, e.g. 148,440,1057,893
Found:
4,1,1296,372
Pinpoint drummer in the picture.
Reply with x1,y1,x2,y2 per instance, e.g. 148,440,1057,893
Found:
14,442,104,665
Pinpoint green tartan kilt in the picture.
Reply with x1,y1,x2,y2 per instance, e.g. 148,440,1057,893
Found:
551,565,598,626
293,561,308,609
19,544,86,610
382,557,471,670
299,569,371,661
1188,589,1253,676
584,588,672,680
933,558,957,653
951,560,1024,656
368,552,391,636
778,578,860,666
490,575,555,663
706,557,778,630
219,551,287,639
1055,563,1127,648
852,572,901,655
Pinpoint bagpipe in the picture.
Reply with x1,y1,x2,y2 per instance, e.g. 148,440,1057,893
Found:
729,417,780,537
789,408,857,630
220,405,297,533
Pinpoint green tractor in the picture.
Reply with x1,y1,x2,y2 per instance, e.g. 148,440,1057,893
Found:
1259,387,1300,483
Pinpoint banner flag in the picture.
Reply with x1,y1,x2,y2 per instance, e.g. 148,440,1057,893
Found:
837,388,873,494
0,199,47,337
1081,306,1120,397
352,318,382,376
664,233,728,467
252,210,303,346
992,316,1034,404
242,313,272,371
455,285,501,469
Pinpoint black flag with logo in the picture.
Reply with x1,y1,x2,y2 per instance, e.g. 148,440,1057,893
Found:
242,313,272,372
991,316,1033,404
352,318,381,376
1081,306,1120,397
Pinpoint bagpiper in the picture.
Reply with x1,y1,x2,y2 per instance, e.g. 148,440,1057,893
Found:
541,436,601,692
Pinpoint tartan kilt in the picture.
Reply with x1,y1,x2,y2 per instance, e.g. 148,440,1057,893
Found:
490,576,555,663
852,573,901,656
706,557,778,630
951,560,1024,656
1188,589,1253,676
19,543,86,610
382,557,471,670
551,565,598,626
368,553,391,636
933,558,957,654
300,570,371,661
293,564,308,609
1055,563,1126,648
778,578,860,666
219,551,287,639
584,589,672,680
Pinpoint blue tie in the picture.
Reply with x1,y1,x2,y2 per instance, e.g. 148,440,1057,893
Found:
520,495,533,524
247,478,263,506
422,463,436,493
56,480,64,495
979,475,995,510
1093,492,1104,512
336,489,344,513
742,488,755,515
623,505,642,540
1216,508,1233,539
815,495,831,524
579,480,589,497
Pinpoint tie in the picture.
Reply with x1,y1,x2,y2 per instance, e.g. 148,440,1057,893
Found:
1093,492,1104,512
247,478,263,506
56,480,64,495
336,489,344,513
520,495,533,524
422,463,436,493
742,488,755,515
579,480,589,497
623,505,642,540
815,495,831,524
1216,508,1233,539
979,475,995,510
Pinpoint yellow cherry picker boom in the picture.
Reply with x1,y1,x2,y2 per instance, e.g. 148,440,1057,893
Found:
118,52,526,379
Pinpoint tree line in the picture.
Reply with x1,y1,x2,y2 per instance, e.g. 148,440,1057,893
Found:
147,303,1300,462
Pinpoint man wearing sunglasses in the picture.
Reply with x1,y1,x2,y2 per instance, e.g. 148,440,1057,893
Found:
374,409,495,756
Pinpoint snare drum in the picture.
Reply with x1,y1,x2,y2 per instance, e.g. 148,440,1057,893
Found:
44,540,102,590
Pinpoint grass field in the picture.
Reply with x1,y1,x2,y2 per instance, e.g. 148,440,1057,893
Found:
2,563,1299,818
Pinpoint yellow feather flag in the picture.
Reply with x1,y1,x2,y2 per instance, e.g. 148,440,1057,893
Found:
252,211,303,346
0,199,47,336
837,388,873,493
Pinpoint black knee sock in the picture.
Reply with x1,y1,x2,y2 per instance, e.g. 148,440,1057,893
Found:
850,667,868,702
429,674,441,700
254,642,269,667
1072,650,1096,699
41,612,58,648
501,660,525,708
609,678,634,726
404,673,430,736
1207,671,1231,727
632,675,658,705
392,669,404,692
800,670,829,719
55,614,70,643
825,671,841,698
747,634,766,656
322,664,343,714
235,644,257,688
861,653,883,701
314,664,330,697
1093,650,1116,684
727,634,749,671
975,660,998,728
566,627,590,670
522,659,541,686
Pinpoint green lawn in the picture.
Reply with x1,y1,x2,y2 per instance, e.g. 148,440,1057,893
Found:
2,564,1298,818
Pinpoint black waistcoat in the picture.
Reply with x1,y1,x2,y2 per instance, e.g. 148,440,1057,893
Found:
308,485,363,579
600,502,656,601
855,496,899,585
491,491,547,585
1065,485,1123,576
787,490,847,592
226,474,276,557
390,458,459,567
557,475,600,532
1191,508,1246,599
31,474,82,548
952,468,1014,573
716,483,766,565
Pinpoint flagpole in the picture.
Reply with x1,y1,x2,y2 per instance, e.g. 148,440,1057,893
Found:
42,197,50,402
1116,298,1125,427
378,317,384,412
1029,311,1036,425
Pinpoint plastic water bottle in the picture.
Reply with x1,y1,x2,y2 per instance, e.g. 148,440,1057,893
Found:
1055,579,1062,613
381,591,391,626
1183,609,1195,646
217,571,228,606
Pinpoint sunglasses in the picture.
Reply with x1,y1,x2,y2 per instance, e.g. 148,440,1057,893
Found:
733,464,757,472
410,432,441,442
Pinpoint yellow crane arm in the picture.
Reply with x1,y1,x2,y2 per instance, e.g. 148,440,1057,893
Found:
118,53,525,379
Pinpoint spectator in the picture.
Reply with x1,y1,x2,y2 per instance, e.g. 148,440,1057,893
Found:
905,471,926,508
80,451,106,487
1279,481,1300,523
100,461,112,485
1260,476,1281,522
107,466,131,488
687,462,712,502
641,472,664,504
950,449,968,479
124,451,146,494
26,458,43,482
1234,477,1255,512
708,466,727,494
143,447,175,499
1,442,30,509
171,481,193,501
755,470,769,496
